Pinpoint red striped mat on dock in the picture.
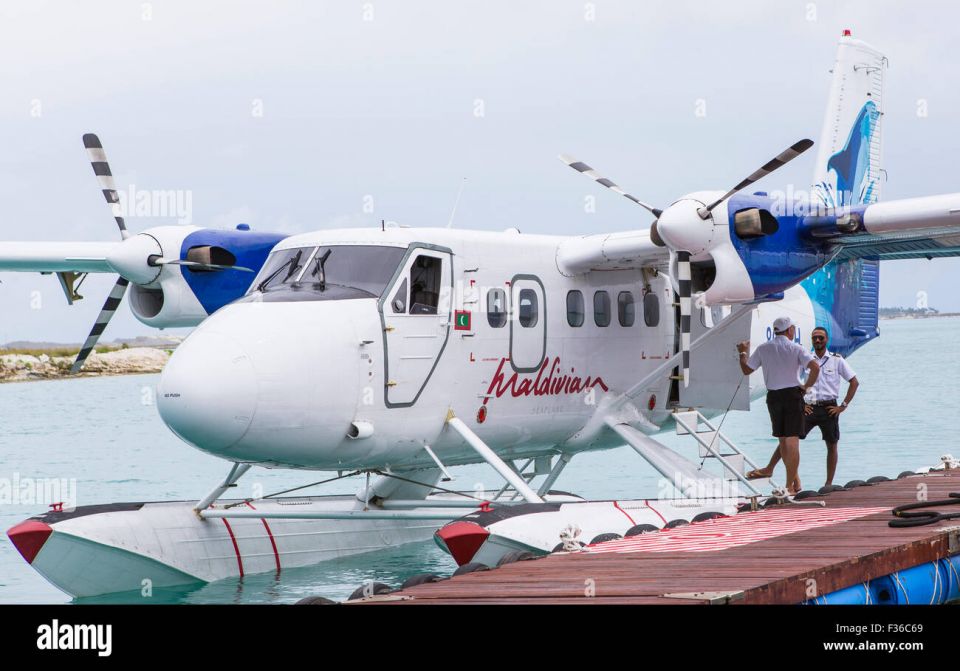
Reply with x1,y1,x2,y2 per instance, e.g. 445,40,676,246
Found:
586,506,890,554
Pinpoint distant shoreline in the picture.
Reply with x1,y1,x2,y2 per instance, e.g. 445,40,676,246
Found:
880,313,960,320
0,347,169,384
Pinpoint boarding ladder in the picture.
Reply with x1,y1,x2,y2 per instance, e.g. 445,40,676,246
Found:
672,409,780,498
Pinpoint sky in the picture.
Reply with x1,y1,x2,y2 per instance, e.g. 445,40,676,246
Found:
1,0,959,344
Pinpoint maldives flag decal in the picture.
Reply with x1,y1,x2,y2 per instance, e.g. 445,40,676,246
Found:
454,310,471,330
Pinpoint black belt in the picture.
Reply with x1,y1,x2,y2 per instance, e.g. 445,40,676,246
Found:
810,399,837,407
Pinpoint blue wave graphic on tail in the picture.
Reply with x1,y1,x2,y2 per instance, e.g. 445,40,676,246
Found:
816,101,880,208
803,101,882,355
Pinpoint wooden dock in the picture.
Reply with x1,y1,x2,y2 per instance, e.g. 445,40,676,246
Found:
356,470,960,605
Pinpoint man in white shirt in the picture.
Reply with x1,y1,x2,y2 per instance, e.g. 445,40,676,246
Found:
737,316,820,495
746,326,859,489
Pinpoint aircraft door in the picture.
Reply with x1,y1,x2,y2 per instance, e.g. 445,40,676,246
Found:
509,275,546,372
381,246,453,406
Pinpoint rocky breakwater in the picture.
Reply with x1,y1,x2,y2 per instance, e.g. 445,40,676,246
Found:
0,348,170,383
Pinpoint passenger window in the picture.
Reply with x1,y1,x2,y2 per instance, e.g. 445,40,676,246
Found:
409,255,442,315
518,289,538,328
618,291,635,327
566,290,584,327
643,291,660,327
594,291,610,327
391,278,408,313
487,288,507,328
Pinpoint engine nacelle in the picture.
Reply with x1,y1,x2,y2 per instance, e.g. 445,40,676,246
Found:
719,193,832,302
660,192,839,306
118,225,286,328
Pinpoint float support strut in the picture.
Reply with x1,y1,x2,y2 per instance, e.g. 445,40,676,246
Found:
446,411,544,504
194,462,252,514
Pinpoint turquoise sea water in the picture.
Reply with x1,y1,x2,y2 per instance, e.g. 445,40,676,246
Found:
2,317,958,604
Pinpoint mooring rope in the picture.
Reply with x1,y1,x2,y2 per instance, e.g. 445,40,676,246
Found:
888,492,960,527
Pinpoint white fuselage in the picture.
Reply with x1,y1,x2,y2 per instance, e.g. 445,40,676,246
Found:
156,227,816,471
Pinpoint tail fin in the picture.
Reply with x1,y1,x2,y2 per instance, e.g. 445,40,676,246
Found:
805,31,885,355
811,30,887,208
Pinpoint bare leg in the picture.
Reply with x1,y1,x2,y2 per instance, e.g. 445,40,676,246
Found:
748,448,781,479
825,442,838,486
779,436,801,494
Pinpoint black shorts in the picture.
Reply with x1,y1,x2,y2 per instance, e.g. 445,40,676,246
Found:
800,401,841,443
766,386,804,438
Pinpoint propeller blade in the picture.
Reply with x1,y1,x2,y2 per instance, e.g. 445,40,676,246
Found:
152,258,254,272
559,154,662,217
676,251,692,388
699,138,814,218
83,133,129,239
70,277,129,373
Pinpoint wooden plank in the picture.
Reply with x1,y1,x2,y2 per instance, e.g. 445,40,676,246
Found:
354,470,960,605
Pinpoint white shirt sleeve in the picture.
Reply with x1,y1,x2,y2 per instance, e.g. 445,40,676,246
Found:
797,346,815,367
837,356,856,381
746,347,762,371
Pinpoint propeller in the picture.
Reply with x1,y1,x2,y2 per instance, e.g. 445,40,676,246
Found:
558,155,662,217
149,257,254,273
697,139,814,218
559,138,814,388
71,134,130,373
83,134,130,240
71,277,129,373
676,251,692,388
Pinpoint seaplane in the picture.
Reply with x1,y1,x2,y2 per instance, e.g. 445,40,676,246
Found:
6,31,960,598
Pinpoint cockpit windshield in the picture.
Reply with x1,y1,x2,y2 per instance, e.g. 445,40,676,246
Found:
244,245,406,302
252,247,310,292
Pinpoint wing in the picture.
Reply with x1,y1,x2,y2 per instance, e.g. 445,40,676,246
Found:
555,230,670,275
0,241,116,273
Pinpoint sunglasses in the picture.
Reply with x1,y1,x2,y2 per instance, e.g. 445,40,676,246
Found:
812,335,827,341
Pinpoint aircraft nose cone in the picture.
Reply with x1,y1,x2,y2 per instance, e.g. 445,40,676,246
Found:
158,331,257,452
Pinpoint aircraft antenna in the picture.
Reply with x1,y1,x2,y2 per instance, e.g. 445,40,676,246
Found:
446,177,467,229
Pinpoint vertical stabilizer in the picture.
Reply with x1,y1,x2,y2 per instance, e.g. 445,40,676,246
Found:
811,31,887,208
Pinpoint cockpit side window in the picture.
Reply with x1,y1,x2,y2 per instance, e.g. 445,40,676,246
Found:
409,255,442,315
391,279,408,313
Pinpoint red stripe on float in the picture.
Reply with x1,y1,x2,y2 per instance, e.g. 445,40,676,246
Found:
613,501,636,525
221,518,244,577
246,502,281,572
644,500,668,525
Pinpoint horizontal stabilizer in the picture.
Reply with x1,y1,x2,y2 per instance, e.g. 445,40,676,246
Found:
833,192,960,261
